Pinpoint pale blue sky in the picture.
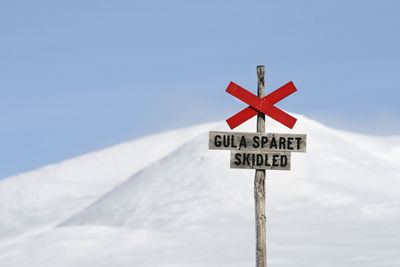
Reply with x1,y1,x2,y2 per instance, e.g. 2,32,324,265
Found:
1,0,399,179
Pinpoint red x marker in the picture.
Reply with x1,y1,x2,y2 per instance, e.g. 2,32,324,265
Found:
226,81,297,129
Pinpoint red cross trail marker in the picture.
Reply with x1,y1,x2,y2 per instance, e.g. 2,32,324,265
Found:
209,66,307,267
208,65,307,267
226,81,298,129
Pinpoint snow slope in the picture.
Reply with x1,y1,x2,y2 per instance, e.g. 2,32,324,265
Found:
0,115,399,267
0,123,211,242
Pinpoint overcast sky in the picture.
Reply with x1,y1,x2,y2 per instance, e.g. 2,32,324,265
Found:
1,0,399,179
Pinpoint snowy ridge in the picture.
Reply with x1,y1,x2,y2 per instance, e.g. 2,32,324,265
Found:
0,122,214,242
0,115,399,267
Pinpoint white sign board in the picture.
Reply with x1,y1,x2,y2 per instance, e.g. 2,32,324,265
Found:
230,151,291,170
209,131,306,152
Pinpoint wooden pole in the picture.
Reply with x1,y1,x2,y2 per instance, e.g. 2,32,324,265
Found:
255,65,266,267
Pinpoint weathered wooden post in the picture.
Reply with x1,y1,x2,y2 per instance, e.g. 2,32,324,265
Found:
208,65,306,267
255,65,266,267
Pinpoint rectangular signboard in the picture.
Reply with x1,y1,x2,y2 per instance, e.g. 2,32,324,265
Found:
209,131,306,152
230,150,291,170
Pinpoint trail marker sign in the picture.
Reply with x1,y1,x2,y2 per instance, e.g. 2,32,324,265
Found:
230,151,291,170
209,131,306,152
209,131,306,170
208,65,307,267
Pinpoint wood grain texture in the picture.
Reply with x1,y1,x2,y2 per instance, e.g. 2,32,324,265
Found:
255,65,266,267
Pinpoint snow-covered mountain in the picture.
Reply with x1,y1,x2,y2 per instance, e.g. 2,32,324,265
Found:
0,115,399,267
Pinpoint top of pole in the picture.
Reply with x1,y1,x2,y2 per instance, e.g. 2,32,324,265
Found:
257,65,265,97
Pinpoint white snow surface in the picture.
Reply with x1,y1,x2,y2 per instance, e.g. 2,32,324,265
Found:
0,115,399,267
